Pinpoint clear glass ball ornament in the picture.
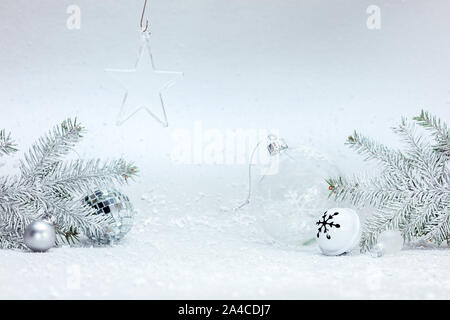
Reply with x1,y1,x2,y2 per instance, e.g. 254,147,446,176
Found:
83,189,135,244
249,136,338,245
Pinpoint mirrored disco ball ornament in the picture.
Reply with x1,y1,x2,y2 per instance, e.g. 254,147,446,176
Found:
246,135,338,245
83,189,135,244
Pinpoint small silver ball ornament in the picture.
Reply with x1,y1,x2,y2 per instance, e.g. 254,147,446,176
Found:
24,220,56,252
83,189,135,244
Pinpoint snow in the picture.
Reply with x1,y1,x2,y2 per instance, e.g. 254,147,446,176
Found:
1,188,450,299
1,0,450,299
2,230,450,300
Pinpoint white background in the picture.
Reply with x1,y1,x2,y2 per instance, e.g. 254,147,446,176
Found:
1,0,450,299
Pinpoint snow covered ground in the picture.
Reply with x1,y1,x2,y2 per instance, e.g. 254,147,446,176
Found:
2,191,450,299
1,1,450,299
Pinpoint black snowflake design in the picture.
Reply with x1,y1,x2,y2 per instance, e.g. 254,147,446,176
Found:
316,211,340,240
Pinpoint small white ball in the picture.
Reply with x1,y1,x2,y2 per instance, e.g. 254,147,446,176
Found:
24,220,56,252
373,230,403,256
316,208,361,256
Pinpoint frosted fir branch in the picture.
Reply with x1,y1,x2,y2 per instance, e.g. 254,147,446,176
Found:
414,110,450,157
346,131,414,181
0,176,50,211
404,202,438,241
56,227,80,245
329,110,450,251
359,211,393,252
327,175,410,209
419,208,450,245
0,236,21,249
346,131,409,170
0,225,26,250
42,159,138,196
360,200,415,252
20,118,84,179
50,200,113,245
393,118,447,184
0,129,17,157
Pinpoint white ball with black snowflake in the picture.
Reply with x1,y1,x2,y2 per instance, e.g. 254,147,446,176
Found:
315,208,361,256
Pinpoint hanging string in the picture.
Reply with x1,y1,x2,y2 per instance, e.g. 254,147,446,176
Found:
235,141,262,211
235,134,288,211
140,0,150,33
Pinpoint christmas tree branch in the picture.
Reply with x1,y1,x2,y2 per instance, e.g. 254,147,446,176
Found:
43,159,138,196
328,174,409,209
0,129,17,157
20,118,84,178
414,110,450,157
329,110,450,252
361,201,414,252
394,118,446,183
420,208,450,244
346,131,412,176
50,200,113,245
0,224,26,249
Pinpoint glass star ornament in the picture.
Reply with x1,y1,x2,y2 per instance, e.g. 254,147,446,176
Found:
106,33,183,127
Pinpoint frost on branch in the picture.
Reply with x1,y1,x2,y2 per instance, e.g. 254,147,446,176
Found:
0,129,17,157
328,110,450,252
